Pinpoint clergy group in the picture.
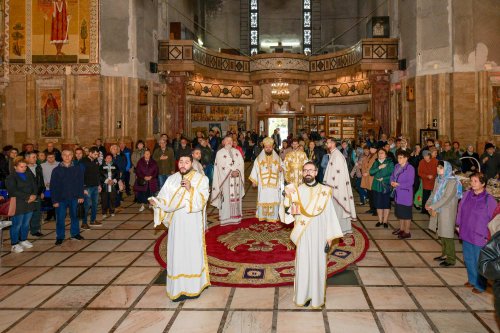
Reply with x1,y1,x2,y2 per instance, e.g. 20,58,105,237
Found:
149,135,355,307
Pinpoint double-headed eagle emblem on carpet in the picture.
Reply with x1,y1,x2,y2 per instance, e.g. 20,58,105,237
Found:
217,223,295,252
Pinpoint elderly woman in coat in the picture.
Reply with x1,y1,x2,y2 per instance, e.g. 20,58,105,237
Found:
425,161,462,267
390,149,415,239
133,150,159,212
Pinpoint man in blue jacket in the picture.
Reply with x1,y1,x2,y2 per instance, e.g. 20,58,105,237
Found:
119,141,132,196
50,149,85,245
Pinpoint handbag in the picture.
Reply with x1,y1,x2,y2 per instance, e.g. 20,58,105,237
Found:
77,202,85,219
0,198,16,217
136,178,147,186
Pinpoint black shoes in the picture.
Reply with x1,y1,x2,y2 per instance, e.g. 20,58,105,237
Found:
304,300,311,307
398,232,411,239
375,222,383,227
439,261,454,267
55,239,63,246
31,232,44,237
71,234,85,241
433,255,446,261
383,223,388,229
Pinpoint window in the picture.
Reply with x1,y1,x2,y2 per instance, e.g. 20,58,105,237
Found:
250,0,259,55
303,0,312,54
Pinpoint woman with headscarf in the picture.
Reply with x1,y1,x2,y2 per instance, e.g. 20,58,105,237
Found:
461,144,480,173
425,161,462,267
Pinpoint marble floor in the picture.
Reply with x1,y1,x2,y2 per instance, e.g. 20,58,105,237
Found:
0,170,498,333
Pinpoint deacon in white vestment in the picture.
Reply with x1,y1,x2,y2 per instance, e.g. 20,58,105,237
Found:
284,139,309,187
149,156,210,301
323,138,357,234
281,162,343,308
192,147,206,175
211,136,245,225
249,137,284,222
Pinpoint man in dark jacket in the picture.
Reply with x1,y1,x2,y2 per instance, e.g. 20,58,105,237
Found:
81,147,102,229
439,141,461,170
50,149,85,245
25,152,45,237
478,214,500,317
0,153,8,186
176,137,192,160
340,140,354,171
119,141,132,196
481,143,500,180
110,145,126,209
44,142,62,162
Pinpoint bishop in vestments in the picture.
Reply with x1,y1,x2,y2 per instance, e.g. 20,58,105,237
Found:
284,138,309,187
282,162,343,308
249,137,284,222
149,155,210,301
211,136,245,225
323,138,357,234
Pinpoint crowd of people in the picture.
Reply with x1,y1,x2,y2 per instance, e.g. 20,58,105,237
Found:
0,129,499,307
0,131,225,252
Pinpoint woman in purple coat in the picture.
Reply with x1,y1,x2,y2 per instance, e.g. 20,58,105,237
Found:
134,150,159,212
390,149,415,239
456,172,497,293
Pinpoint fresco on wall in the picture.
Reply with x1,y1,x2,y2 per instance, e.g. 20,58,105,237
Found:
32,0,90,63
40,88,63,137
9,0,26,62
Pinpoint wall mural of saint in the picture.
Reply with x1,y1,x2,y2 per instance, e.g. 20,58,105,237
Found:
32,0,91,63
50,0,70,56
40,89,63,137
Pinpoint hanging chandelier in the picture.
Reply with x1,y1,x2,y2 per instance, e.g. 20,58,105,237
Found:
271,81,290,106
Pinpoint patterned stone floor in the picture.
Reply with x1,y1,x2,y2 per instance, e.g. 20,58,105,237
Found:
0,166,498,332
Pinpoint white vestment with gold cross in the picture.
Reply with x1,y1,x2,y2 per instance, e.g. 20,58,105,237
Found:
151,170,210,300
249,150,284,222
282,182,343,308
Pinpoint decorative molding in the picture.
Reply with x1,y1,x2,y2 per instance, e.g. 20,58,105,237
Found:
310,44,362,72
308,80,371,98
1,0,10,81
362,43,398,60
90,0,99,63
10,63,100,75
25,0,31,64
192,44,249,73
159,39,398,74
186,80,253,99
250,57,309,72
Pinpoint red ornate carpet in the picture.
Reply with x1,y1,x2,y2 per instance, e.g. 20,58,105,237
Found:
154,218,369,287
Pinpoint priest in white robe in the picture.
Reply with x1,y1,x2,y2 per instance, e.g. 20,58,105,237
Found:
249,137,284,222
323,138,357,234
284,138,309,187
192,147,206,175
149,155,210,301
281,162,343,308
211,135,245,225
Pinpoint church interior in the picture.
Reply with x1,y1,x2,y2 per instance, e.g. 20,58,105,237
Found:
0,0,499,332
